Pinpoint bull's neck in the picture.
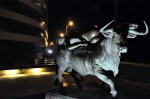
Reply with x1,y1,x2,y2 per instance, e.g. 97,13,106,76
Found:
102,37,120,56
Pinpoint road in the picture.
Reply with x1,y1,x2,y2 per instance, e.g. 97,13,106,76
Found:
0,62,150,99
118,62,150,84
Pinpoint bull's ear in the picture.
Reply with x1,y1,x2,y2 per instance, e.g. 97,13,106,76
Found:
127,33,137,38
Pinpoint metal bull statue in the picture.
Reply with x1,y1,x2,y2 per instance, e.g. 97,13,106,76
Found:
54,20,149,97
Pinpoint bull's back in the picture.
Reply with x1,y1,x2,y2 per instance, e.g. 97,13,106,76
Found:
56,50,71,67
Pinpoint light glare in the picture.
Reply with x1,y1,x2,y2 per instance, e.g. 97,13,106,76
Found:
60,33,65,38
69,21,73,26
47,49,53,54
3,69,21,75
50,42,54,45
30,68,43,73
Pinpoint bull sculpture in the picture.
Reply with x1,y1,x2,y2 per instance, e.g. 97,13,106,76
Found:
55,20,149,97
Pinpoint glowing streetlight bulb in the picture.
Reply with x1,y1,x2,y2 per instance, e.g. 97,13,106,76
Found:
59,33,65,38
68,21,73,26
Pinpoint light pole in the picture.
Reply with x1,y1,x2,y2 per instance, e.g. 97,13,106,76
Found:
66,21,74,35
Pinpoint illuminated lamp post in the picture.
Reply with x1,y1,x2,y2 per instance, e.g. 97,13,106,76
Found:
66,21,74,35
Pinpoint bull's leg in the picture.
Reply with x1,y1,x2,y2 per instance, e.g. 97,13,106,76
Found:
95,73,117,97
54,65,59,87
99,70,114,91
57,67,68,95
69,70,83,90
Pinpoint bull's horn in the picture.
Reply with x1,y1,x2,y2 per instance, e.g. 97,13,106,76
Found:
100,20,114,33
129,21,149,35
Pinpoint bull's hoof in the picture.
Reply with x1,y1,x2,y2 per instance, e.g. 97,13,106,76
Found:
110,91,117,97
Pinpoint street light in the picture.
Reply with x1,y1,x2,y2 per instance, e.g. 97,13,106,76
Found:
66,21,74,35
59,33,65,38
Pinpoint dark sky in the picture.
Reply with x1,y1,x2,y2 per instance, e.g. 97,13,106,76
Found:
48,0,150,64
48,0,150,39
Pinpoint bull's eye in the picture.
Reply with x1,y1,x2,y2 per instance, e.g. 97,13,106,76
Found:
107,32,111,34
129,24,138,29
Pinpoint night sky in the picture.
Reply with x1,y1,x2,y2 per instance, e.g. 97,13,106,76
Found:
48,0,150,64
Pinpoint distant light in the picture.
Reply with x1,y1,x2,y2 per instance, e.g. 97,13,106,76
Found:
68,21,73,26
0,68,55,77
72,84,76,86
59,33,65,38
40,21,45,28
50,42,54,45
31,68,42,73
41,33,44,37
42,21,45,25
47,49,53,54
22,68,49,74
63,83,68,87
3,69,21,75
94,25,99,28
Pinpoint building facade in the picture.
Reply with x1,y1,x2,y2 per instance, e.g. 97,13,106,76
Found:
0,0,48,66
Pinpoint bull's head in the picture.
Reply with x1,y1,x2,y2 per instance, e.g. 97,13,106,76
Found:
127,21,149,38
100,20,149,46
